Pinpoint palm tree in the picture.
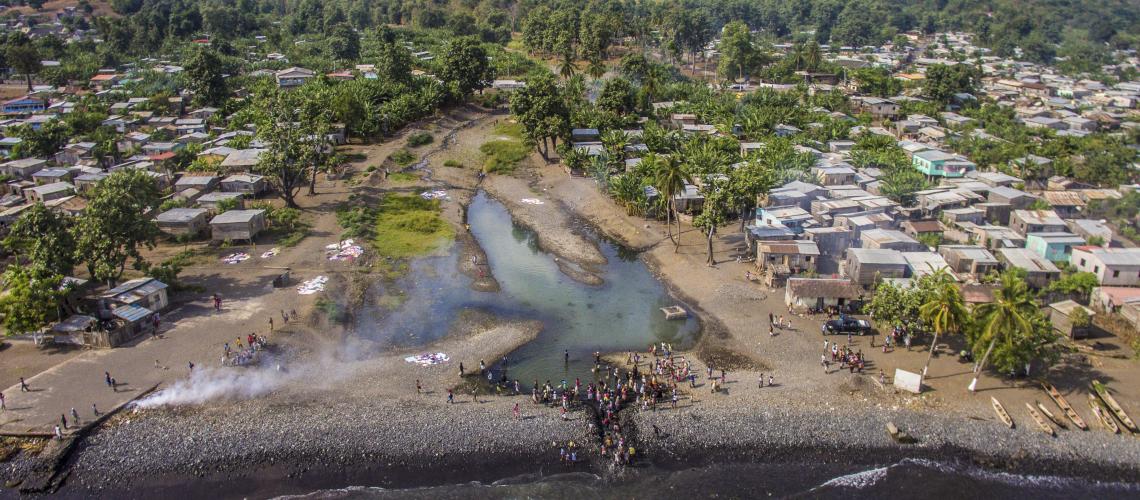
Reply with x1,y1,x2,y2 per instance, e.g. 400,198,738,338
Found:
917,268,968,386
968,272,1037,393
804,41,822,72
587,58,606,81
649,153,691,251
558,51,576,79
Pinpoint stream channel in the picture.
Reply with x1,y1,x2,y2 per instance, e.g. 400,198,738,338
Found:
356,190,699,383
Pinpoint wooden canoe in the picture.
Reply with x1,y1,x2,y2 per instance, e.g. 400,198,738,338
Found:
1089,393,1120,434
1036,401,1067,429
992,397,1014,428
1042,382,1088,431
1091,380,1138,433
1025,402,1055,436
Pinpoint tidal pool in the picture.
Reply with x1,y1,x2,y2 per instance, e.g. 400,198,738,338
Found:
357,191,699,382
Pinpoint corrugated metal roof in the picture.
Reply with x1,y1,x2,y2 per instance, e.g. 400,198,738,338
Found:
112,304,153,323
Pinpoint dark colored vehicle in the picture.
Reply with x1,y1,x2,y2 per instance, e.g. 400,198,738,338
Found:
823,317,872,335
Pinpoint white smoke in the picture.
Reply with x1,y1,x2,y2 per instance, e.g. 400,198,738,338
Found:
137,366,292,408
137,339,375,408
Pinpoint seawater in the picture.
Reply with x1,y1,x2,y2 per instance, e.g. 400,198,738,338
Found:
355,190,699,383
272,459,1140,499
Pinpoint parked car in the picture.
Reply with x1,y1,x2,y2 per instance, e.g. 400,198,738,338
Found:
823,317,873,335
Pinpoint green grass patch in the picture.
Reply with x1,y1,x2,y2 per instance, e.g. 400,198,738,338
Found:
443,159,463,168
407,132,433,147
483,130,531,174
494,122,524,138
337,194,454,257
387,172,419,183
390,149,417,166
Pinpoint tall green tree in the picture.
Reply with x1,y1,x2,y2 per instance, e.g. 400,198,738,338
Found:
693,176,729,265
3,203,76,277
650,152,692,251
184,47,227,106
6,33,42,92
74,170,161,285
0,267,63,336
438,37,491,98
509,71,569,160
917,270,969,385
967,271,1039,392
924,63,980,103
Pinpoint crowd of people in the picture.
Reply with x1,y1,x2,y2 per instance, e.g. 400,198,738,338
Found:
221,334,269,367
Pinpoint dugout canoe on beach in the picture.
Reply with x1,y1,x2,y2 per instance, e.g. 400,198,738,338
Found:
992,397,1013,429
1042,382,1087,431
1091,380,1137,434
1026,402,1055,437
1089,393,1120,434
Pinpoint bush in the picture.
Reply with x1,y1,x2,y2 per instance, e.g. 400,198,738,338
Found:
407,132,434,147
443,159,462,168
479,139,529,173
391,149,417,166
388,172,418,183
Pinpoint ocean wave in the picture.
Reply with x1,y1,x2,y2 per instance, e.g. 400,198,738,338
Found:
813,458,1140,493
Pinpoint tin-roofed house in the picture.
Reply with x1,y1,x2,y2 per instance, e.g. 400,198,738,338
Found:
210,209,266,242
1010,209,1066,236
25,182,74,203
785,278,864,313
156,207,210,237
1048,300,1095,340
220,174,267,195
1025,233,1086,263
996,248,1062,288
175,174,219,194
756,241,820,286
1071,247,1140,286
845,248,908,286
938,245,1000,277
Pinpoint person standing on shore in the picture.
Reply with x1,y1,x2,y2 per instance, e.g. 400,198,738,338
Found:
0,391,4,410
416,379,422,394
513,403,520,420
92,403,99,416
110,377,116,392
71,407,79,424
54,425,62,440
759,373,764,388
60,414,68,430
768,374,774,387
471,387,478,403
459,362,465,376
447,389,454,404
104,371,112,389
564,350,569,365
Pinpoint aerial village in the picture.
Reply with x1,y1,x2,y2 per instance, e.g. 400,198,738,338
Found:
0,0,1137,494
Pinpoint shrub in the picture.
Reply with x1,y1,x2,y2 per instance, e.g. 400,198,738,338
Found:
407,132,434,147
391,149,416,166
443,159,462,168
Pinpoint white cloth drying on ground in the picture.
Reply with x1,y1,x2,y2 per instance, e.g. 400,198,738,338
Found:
404,352,450,365
222,252,250,264
326,239,364,261
520,198,544,205
297,275,328,295
420,190,448,200
260,248,280,259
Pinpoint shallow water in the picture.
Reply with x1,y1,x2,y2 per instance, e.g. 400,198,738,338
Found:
355,191,699,383
272,458,1140,499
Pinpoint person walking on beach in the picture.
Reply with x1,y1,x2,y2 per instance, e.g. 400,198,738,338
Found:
768,375,774,387
92,403,99,416
54,425,62,440
105,371,112,389
416,379,422,394
281,310,289,324
268,316,274,331
479,359,486,374
821,354,829,373
471,387,478,403
110,377,116,392
759,373,764,388
71,407,80,424
60,414,68,430
447,389,454,404
459,362,465,376
513,403,520,420
188,361,195,372
0,391,5,410
212,294,222,311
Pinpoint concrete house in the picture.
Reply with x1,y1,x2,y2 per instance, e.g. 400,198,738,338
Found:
900,220,944,242
902,252,955,279
1041,191,1085,218
220,174,267,195
996,248,1061,288
1067,219,1112,245
1010,209,1066,236
1071,247,1140,286
1,158,47,178
2,96,48,114
986,186,1036,209
156,207,210,237
912,150,975,178
939,245,1000,276
785,278,864,312
276,67,315,88
850,96,899,119
941,207,985,226
1048,300,1095,339
1025,233,1085,263
73,172,109,194
756,241,820,275
31,168,72,185
25,182,74,203
174,175,219,193
196,191,245,211
814,166,857,186
860,229,927,252
804,227,854,274
845,248,908,286
210,209,266,242
756,206,815,234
